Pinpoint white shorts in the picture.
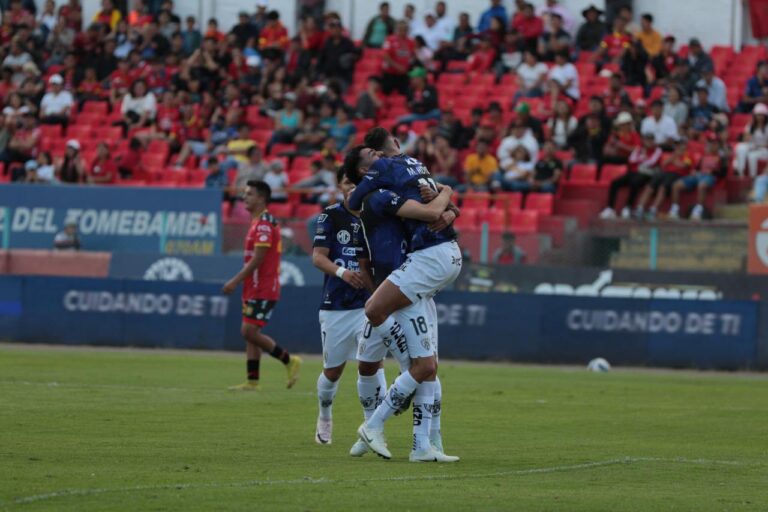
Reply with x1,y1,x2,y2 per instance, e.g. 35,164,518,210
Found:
319,309,364,368
357,298,439,367
387,241,462,304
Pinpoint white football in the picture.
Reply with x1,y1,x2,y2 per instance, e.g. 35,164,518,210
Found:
587,357,611,372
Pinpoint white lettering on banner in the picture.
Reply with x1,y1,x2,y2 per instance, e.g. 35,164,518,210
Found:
566,309,743,336
11,207,57,233
63,290,229,317
59,209,218,237
535,270,722,301
436,304,488,327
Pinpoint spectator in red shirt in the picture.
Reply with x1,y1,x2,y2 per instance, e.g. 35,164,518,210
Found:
594,16,632,65
76,67,106,107
635,138,693,220
600,132,662,219
381,20,415,95
1,111,40,178
603,72,632,118
511,2,543,53
465,36,496,83
259,10,289,60
602,111,640,165
87,142,118,184
204,18,225,42
116,137,145,180
58,0,83,32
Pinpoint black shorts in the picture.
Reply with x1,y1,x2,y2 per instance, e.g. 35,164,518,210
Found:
649,172,682,193
242,299,277,327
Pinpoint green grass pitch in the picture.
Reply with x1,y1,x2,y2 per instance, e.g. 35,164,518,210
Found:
1,344,767,511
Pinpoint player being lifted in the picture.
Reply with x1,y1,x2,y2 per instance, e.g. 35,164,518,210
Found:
345,151,459,462
222,180,302,391
345,127,462,461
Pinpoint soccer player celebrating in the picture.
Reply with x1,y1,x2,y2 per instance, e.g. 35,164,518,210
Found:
311,168,371,444
344,131,462,461
222,180,302,391
345,155,459,462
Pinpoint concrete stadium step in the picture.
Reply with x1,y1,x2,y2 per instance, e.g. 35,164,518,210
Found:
714,203,749,221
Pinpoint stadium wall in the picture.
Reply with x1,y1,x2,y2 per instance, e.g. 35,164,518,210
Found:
0,275,761,370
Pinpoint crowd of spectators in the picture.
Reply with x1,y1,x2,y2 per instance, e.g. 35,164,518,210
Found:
0,0,765,222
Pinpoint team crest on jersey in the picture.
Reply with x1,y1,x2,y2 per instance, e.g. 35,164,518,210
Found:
317,214,328,223
337,230,351,244
421,338,431,351
352,222,361,233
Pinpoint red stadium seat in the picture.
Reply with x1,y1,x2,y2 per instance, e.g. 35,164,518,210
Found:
40,125,63,139
478,208,506,232
269,203,294,218
508,210,539,234
525,193,554,214
295,204,321,219
568,163,598,184
495,192,523,211
599,164,628,184
80,101,109,116
462,192,491,209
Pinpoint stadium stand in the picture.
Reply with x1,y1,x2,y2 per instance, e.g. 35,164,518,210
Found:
0,0,764,265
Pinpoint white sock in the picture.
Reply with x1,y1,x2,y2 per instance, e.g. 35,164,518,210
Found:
357,372,382,421
371,316,406,351
430,376,442,439
317,373,338,420
376,368,387,408
367,370,419,430
412,381,436,452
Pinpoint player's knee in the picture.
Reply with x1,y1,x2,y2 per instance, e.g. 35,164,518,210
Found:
241,323,260,340
323,367,343,382
358,361,379,376
410,357,436,381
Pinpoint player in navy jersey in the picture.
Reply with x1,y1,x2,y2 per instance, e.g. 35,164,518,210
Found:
311,167,372,445
344,128,463,461
346,164,459,462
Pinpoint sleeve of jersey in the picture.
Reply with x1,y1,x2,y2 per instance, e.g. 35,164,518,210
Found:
379,190,406,217
254,220,273,248
312,212,332,248
348,160,388,210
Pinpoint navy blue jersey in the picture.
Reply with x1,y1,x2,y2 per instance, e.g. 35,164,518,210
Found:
360,189,409,286
313,203,370,310
348,154,456,252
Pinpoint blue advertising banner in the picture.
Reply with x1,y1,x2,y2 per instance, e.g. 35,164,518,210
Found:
108,253,323,287
0,277,761,369
0,184,221,254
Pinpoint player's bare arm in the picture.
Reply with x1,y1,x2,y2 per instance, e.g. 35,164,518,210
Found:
222,246,267,294
395,185,453,222
312,246,366,289
357,258,376,292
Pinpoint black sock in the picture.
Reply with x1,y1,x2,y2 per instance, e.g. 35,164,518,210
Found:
247,359,260,381
269,345,291,365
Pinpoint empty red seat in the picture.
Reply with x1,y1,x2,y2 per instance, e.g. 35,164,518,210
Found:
462,192,491,209
269,203,294,218
453,208,478,230
568,163,598,184
478,208,506,232
80,101,109,116
295,204,322,219
40,125,62,139
525,193,554,214
495,191,523,211
599,164,628,184
508,210,539,234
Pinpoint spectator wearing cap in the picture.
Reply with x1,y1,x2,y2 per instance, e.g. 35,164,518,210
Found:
603,111,640,165
734,103,768,177
687,38,714,82
694,65,728,112
363,2,395,48
87,142,117,185
317,18,358,87
635,13,661,57
575,4,606,51
380,20,415,95
603,73,632,118
538,0,575,35
398,67,440,124
57,139,85,184
0,110,39,179
547,49,580,101
600,132,661,220
511,3,543,54
463,139,498,191
39,74,74,128
649,35,680,85
669,134,726,220
689,87,719,133
478,0,507,33
641,100,678,150
538,12,570,62
93,0,121,32
267,92,303,153
635,138,693,220
741,61,768,113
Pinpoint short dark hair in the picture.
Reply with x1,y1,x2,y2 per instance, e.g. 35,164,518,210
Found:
380,2,389,8
343,145,366,185
336,165,346,184
642,13,653,23
246,180,272,202
364,127,389,151
207,156,219,166
651,99,663,108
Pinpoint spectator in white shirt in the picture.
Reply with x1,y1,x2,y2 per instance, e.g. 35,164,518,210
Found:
413,13,447,51
514,50,548,104
40,74,74,128
538,0,575,35
640,100,679,150
434,1,456,42
498,121,540,172
118,78,157,135
693,65,729,113
3,42,33,86
547,49,580,100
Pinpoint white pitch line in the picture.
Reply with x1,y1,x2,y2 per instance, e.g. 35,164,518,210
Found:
10,457,749,506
